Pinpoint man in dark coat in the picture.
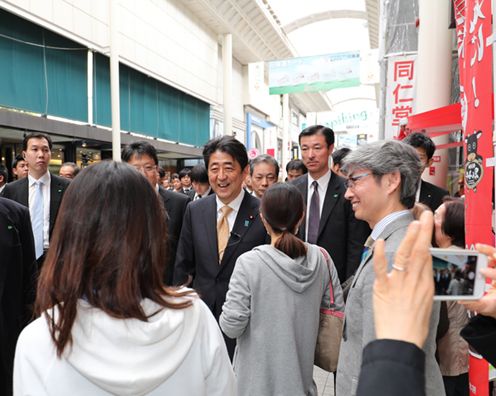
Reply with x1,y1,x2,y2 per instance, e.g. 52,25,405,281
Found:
403,132,449,211
292,125,370,283
0,197,37,396
122,141,190,285
174,136,267,358
2,133,70,268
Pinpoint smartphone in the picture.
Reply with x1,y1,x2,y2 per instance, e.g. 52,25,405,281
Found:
430,248,487,301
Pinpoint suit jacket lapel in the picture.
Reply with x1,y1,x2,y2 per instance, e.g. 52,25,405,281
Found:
20,178,29,207
49,176,63,230
221,191,258,267
419,180,433,206
317,172,341,238
351,212,414,287
201,196,219,264
295,176,308,241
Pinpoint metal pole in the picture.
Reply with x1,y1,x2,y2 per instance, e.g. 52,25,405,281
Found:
87,50,93,126
222,34,233,137
282,94,290,180
110,0,121,161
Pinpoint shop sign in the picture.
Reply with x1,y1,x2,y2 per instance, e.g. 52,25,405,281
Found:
385,54,417,139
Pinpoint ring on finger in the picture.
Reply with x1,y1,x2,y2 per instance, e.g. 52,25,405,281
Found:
392,264,406,272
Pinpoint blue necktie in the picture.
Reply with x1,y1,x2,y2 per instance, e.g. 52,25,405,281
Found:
32,180,44,259
307,181,320,244
361,236,374,262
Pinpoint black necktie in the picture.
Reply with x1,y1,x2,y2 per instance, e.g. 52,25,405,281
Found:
307,181,320,244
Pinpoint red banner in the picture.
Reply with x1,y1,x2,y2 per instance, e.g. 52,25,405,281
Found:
454,0,494,394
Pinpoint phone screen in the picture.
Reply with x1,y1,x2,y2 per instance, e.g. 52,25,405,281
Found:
432,252,477,297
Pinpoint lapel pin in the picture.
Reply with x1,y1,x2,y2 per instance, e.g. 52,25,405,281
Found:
244,220,250,227
7,225,13,230
333,193,338,198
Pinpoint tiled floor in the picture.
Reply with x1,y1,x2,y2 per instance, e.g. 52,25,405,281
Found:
313,366,335,396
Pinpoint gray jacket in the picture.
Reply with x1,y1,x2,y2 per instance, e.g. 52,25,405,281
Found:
336,212,444,396
220,243,344,396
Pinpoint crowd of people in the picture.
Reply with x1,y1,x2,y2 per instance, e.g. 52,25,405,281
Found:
1,126,495,396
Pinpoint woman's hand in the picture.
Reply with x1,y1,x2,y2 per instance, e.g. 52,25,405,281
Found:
373,211,435,349
459,244,496,319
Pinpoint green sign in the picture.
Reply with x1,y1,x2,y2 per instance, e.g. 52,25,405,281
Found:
268,52,360,95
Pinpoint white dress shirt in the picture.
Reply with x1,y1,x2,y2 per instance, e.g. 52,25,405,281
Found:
305,170,332,241
28,172,51,249
216,189,245,233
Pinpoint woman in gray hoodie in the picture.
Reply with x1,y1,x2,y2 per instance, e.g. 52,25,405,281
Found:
220,183,344,396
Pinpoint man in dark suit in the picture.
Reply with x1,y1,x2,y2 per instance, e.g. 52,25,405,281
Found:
174,135,267,358
190,163,213,200
178,168,195,199
2,133,70,268
121,141,190,285
292,125,370,283
0,197,37,396
403,132,449,211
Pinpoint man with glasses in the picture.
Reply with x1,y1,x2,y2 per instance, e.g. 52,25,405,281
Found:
293,125,369,283
121,141,190,285
336,140,444,396
249,154,279,198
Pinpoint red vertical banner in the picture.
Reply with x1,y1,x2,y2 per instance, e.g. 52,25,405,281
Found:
453,0,494,394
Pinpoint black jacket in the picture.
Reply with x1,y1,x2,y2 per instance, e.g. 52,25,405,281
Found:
157,187,190,285
0,197,37,396
173,191,267,358
461,315,496,366
292,173,370,283
357,339,426,396
419,180,449,212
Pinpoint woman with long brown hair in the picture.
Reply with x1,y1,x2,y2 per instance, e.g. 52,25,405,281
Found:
14,161,234,396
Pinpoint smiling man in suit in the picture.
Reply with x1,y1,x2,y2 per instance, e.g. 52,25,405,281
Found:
292,125,370,283
336,140,444,396
121,141,190,285
174,135,267,358
2,133,69,268
403,132,449,211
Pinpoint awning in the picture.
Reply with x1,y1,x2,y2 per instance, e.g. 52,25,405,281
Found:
406,103,462,149
407,103,462,136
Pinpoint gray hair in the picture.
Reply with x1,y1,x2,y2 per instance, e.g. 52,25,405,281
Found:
61,162,80,176
250,154,280,178
341,140,422,209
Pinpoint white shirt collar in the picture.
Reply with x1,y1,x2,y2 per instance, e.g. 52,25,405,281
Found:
195,186,211,199
216,188,245,213
307,170,332,191
371,209,411,240
28,172,50,186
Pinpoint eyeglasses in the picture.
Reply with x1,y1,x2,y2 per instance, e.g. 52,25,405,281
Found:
344,172,371,189
133,165,157,173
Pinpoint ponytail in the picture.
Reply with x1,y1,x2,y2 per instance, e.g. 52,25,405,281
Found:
261,183,307,259
274,230,306,259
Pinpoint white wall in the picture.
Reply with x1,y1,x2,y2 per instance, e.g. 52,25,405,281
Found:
1,0,219,104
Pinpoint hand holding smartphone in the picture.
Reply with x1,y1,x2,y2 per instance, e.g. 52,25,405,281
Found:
430,248,487,301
